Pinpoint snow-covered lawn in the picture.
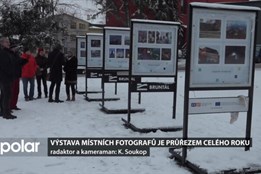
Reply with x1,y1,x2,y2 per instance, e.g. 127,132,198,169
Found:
0,68,261,174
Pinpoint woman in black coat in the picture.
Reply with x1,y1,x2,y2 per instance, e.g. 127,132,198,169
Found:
35,48,48,98
63,51,78,101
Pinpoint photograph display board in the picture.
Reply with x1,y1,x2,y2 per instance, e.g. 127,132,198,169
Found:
190,8,256,88
86,33,103,68
104,27,130,70
76,36,86,66
131,19,179,76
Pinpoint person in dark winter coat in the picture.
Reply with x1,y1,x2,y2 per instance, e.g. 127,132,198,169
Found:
47,44,65,103
35,48,48,98
10,44,28,110
64,51,78,101
0,37,17,119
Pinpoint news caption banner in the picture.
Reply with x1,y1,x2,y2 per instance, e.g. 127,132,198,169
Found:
48,138,251,157
0,138,251,156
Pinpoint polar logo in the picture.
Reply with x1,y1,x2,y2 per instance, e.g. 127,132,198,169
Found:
0,140,40,155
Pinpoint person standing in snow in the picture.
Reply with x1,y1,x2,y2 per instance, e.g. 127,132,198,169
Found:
35,48,48,98
0,37,17,119
47,44,65,103
63,51,78,101
9,43,28,110
21,47,38,101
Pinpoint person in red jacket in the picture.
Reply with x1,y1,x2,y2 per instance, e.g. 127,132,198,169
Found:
21,47,38,101
10,44,28,110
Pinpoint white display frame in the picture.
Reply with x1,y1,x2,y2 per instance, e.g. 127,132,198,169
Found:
190,7,256,88
76,36,86,66
86,33,103,68
104,27,130,70
131,19,180,76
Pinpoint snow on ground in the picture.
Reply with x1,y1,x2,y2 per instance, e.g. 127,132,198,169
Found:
0,68,261,174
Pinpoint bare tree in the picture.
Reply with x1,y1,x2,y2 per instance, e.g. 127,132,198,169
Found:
92,0,179,26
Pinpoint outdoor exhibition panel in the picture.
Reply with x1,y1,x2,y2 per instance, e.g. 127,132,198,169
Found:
169,3,259,174
189,4,255,89
83,33,104,100
100,27,143,113
76,36,86,67
86,33,103,68
104,27,130,71
124,19,181,133
131,19,178,77
76,36,87,94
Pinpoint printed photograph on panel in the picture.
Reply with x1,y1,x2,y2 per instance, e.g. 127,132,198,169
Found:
109,48,116,58
199,19,221,38
125,49,130,58
80,50,86,57
148,31,156,43
138,31,147,43
226,20,247,39
225,46,246,64
91,40,101,47
125,36,130,45
80,42,85,48
116,49,124,58
161,48,172,61
138,47,160,60
91,50,101,58
198,46,220,64
156,31,172,44
109,35,122,45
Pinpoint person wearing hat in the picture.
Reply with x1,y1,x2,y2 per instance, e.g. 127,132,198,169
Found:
35,48,48,98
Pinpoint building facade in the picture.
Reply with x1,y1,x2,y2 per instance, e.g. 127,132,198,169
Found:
53,13,102,55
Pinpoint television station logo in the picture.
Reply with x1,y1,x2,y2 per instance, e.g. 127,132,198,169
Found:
0,139,43,156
